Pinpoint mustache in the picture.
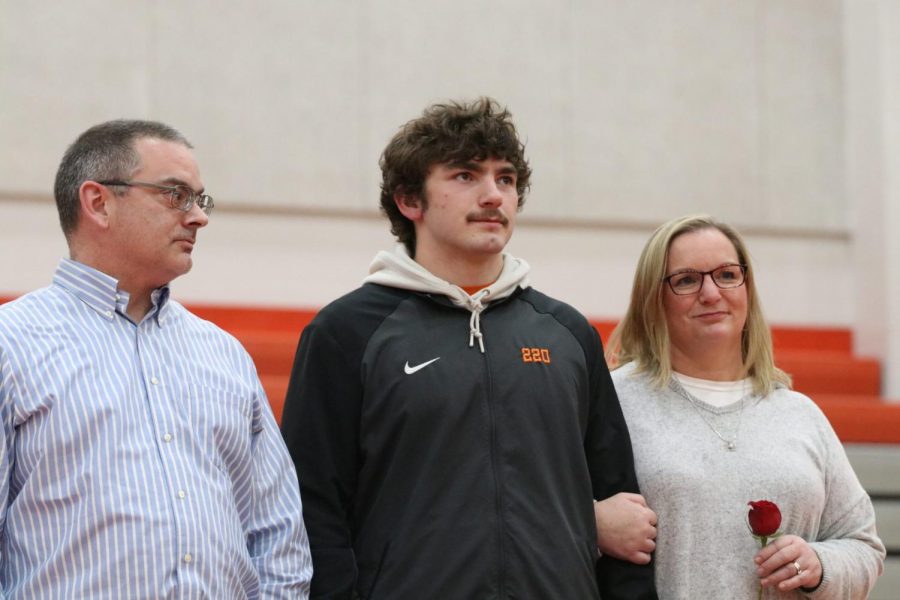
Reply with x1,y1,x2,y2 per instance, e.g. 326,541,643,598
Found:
466,208,509,225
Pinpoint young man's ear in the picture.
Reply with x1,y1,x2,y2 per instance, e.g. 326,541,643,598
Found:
394,190,424,222
78,181,112,230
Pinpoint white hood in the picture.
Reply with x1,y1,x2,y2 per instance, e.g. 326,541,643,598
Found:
364,245,531,353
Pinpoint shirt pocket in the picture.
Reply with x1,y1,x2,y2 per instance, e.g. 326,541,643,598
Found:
188,383,256,475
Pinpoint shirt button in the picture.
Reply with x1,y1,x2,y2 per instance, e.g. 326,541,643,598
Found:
150,377,159,385
163,433,173,443
105,310,112,318
183,553,193,564
177,490,186,499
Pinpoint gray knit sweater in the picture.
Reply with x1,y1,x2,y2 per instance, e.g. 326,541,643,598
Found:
613,363,885,599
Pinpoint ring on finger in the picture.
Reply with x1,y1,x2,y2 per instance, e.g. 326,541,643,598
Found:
792,561,803,576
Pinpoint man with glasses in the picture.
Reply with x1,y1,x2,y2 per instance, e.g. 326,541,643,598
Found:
0,120,311,598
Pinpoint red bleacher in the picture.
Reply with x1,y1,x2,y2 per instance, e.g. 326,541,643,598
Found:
188,304,900,444
2,297,898,443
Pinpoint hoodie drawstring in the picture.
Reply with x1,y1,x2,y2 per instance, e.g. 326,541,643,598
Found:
467,289,490,353
364,247,531,354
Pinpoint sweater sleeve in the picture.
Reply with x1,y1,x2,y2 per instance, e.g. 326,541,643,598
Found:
281,318,362,600
583,327,658,600
804,408,885,598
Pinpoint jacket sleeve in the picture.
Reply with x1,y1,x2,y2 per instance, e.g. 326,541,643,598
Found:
804,408,885,598
280,318,362,600
583,327,658,600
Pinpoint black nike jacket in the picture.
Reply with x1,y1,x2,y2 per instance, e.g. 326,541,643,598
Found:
280,283,657,600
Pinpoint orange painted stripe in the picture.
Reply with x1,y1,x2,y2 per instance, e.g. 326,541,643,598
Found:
260,374,290,423
0,296,862,353
5,296,898,442
770,326,853,353
189,303,318,333
812,397,900,444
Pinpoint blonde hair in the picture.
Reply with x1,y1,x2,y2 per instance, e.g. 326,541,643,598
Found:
605,214,791,395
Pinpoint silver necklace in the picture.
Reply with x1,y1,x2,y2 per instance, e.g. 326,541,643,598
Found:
671,380,746,451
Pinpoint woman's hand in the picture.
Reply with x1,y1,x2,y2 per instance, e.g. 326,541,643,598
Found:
755,534,823,592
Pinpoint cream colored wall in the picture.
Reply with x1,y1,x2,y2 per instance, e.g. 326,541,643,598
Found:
1,1,895,392
0,1,846,224
845,1,900,398
0,197,853,325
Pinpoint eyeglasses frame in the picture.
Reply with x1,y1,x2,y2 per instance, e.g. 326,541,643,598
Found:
663,263,747,295
98,180,214,215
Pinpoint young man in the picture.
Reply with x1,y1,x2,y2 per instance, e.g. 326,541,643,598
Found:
281,99,657,599
0,120,311,598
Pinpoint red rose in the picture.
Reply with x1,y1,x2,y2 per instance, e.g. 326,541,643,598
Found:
747,500,781,536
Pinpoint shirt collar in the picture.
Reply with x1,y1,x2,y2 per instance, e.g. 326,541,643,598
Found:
53,258,171,326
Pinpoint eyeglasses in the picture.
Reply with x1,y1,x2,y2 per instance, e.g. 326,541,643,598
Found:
98,180,214,216
664,264,746,295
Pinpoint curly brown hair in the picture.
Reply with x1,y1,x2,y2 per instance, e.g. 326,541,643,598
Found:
379,97,532,255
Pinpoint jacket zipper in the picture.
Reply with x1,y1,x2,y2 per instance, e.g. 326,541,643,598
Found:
483,338,506,597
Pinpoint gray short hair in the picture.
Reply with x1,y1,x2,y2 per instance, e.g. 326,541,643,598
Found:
54,119,192,236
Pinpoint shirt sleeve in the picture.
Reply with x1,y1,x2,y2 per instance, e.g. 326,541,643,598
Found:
0,346,13,596
583,327,659,600
245,376,314,599
804,409,885,598
281,319,362,599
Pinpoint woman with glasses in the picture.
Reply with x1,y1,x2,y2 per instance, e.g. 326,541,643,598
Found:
606,214,884,598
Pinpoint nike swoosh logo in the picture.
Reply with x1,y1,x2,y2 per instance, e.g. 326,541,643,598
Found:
404,357,440,375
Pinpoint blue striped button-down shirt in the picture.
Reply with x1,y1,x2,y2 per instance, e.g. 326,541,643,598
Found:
0,259,312,598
